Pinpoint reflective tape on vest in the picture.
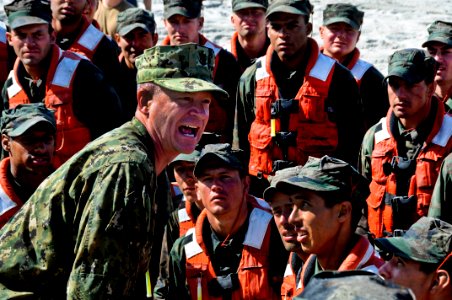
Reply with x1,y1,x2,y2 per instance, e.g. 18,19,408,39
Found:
0,184,17,216
255,56,269,81
184,227,204,259
350,59,372,81
52,57,80,88
78,24,103,51
284,263,293,277
6,70,22,99
309,54,335,82
0,22,6,43
243,208,272,249
432,114,452,147
203,41,221,56
178,207,191,223
375,117,391,144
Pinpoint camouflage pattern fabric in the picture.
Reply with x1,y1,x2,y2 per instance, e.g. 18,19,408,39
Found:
193,143,244,177
428,153,452,224
135,43,228,99
322,3,364,30
4,0,52,29
0,118,164,299
1,103,56,137
375,216,452,264
422,20,452,47
116,7,156,36
263,165,303,201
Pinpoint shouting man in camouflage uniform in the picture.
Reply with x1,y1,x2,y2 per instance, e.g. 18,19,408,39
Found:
0,44,227,299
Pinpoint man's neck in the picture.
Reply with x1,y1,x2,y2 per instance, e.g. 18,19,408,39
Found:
399,100,433,130
316,229,354,271
22,47,53,80
52,17,83,37
276,45,308,71
207,201,248,238
435,80,452,100
237,32,267,59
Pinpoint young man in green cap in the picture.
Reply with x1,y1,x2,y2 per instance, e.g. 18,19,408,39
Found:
360,48,452,238
422,20,452,113
276,155,382,294
162,0,241,145
0,103,56,229
319,3,388,130
234,0,364,197
0,43,228,299
114,7,158,120
2,0,123,167
377,217,452,300
167,143,287,299
263,165,308,300
229,0,270,73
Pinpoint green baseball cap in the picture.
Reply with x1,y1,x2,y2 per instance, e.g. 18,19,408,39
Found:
296,270,415,300
275,156,369,201
116,8,156,36
422,20,452,47
385,48,438,85
135,43,228,99
1,103,56,138
263,165,303,202
375,217,452,264
266,0,313,19
322,3,364,30
232,0,268,12
194,143,244,177
163,0,202,19
4,0,52,30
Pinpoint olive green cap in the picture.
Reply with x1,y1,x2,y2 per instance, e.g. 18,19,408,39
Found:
375,217,452,264
263,165,303,202
296,270,415,300
232,0,268,12
194,143,244,177
4,0,52,30
266,0,313,19
163,0,202,19
422,20,452,47
385,48,438,85
135,43,228,98
116,8,156,36
322,3,364,30
1,103,56,137
275,156,369,201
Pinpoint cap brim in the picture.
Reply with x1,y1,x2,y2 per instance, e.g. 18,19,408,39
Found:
233,3,267,12
384,72,424,85
422,37,452,47
118,24,150,36
324,18,360,30
164,7,199,19
266,6,308,19
374,237,437,264
263,186,277,202
151,78,228,99
8,118,56,137
194,153,242,177
10,16,48,29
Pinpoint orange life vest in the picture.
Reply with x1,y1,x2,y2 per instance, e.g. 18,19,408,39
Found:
184,203,278,300
0,22,8,84
248,39,337,178
66,17,104,61
0,158,24,229
178,201,197,238
229,31,239,60
281,252,303,300
296,235,383,295
345,48,372,88
367,102,452,238
6,45,91,168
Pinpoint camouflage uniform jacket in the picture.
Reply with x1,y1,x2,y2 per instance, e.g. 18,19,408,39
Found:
428,152,452,224
0,118,162,299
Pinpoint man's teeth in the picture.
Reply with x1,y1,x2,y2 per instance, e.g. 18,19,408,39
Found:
180,125,198,137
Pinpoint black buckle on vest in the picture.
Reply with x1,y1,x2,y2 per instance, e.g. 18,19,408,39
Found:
207,273,240,297
271,99,299,118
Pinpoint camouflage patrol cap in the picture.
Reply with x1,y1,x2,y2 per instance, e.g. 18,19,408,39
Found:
163,0,203,19
375,217,452,264
263,165,303,202
322,3,364,30
135,43,228,98
385,48,438,85
170,150,201,166
194,143,244,177
4,0,52,30
266,0,314,19
296,270,415,300
275,156,370,201
232,0,268,12
1,103,56,138
116,8,156,36
422,20,452,47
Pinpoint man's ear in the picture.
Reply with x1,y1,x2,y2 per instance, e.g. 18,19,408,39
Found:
1,134,11,152
430,269,451,295
137,88,151,115
152,33,158,46
198,17,204,30
114,33,121,44
306,22,313,36
337,201,352,222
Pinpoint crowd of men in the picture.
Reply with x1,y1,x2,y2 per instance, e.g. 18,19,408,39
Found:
0,0,451,299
